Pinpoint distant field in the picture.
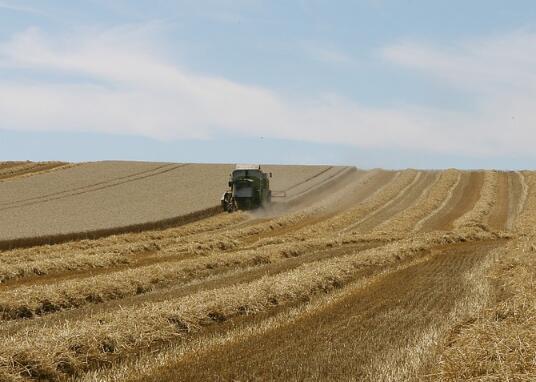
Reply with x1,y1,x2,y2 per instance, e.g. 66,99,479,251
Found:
0,163,534,381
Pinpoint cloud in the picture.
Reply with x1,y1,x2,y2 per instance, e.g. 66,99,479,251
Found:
382,30,536,156
1,25,536,159
383,30,536,96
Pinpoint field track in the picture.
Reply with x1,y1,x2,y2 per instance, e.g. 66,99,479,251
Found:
0,162,531,381
0,163,186,209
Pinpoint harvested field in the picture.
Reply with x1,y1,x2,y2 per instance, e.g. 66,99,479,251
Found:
0,162,533,381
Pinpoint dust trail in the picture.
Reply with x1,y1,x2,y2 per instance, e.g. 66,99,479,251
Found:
341,171,420,233
246,168,364,220
374,171,443,233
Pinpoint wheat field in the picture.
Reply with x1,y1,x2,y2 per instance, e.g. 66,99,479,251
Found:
0,162,533,381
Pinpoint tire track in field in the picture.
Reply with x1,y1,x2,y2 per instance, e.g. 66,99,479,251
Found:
155,240,503,382
421,171,484,232
273,166,333,195
0,163,166,205
0,163,183,209
487,171,510,231
282,167,352,201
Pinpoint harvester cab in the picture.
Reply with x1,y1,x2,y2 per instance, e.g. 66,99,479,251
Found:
221,164,272,212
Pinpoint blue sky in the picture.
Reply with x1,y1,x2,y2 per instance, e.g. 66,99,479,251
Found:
1,1,536,169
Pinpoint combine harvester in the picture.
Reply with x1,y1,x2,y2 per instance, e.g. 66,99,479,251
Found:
221,164,283,212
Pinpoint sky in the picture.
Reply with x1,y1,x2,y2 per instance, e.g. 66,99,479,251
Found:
1,1,536,169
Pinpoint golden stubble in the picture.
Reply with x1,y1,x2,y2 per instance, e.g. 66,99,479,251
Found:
0,167,529,381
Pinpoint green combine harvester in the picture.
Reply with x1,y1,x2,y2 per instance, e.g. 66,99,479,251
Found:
221,164,272,212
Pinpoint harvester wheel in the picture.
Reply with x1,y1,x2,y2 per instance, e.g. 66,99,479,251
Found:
221,192,236,213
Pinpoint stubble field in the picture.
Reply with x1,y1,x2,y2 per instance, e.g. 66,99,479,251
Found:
0,162,534,381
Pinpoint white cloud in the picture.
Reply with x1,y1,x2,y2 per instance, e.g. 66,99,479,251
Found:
1,25,536,159
382,30,536,156
383,31,536,96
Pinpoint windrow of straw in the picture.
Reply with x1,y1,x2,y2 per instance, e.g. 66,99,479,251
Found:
0,186,370,286
0,250,132,285
432,237,536,380
0,213,248,284
0,233,238,285
1,211,244,258
377,170,461,234
0,205,229,251
453,170,498,232
430,172,536,380
0,208,323,286
0,229,500,381
0,234,391,320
